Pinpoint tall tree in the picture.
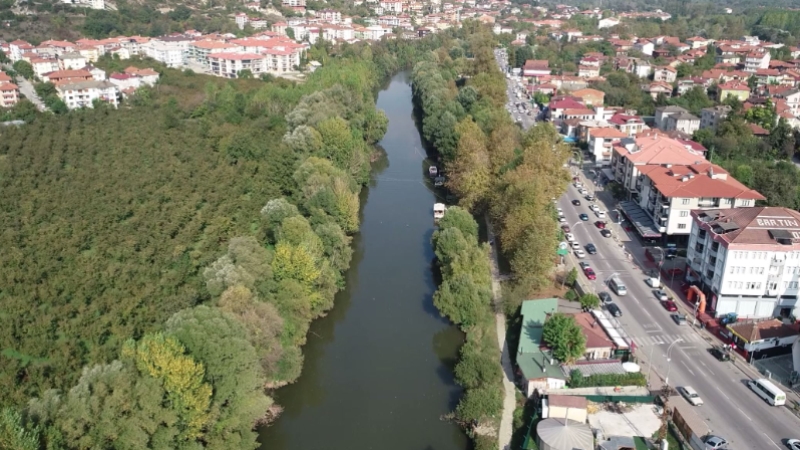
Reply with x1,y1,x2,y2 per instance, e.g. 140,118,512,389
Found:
542,314,586,363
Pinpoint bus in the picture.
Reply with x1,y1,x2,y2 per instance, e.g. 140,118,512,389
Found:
748,378,786,406
608,276,627,296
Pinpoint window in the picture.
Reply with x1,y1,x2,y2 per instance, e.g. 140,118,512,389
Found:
680,211,689,217
723,198,732,205
678,223,687,229
681,198,690,205
741,200,751,207
769,282,777,290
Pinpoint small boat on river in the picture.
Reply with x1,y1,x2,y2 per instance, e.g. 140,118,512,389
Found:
429,166,438,177
434,176,445,187
433,203,446,221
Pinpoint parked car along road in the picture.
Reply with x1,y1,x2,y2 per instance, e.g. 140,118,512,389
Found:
679,386,704,406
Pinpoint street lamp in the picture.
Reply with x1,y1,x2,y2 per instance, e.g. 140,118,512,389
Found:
664,338,684,387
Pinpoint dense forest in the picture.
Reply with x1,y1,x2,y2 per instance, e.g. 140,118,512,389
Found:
0,39,411,448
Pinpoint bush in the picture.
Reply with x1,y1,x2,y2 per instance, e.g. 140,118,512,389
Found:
569,369,647,388
564,289,577,301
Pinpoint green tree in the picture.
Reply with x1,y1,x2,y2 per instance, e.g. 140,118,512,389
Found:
436,206,479,243
565,268,578,287
12,60,33,80
448,118,491,211
579,294,600,310
0,407,40,450
542,313,586,363
433,273,491,327
165,306,272,449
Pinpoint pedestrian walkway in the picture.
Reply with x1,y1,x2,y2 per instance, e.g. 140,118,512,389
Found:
627,331,705,347
486,217,515,450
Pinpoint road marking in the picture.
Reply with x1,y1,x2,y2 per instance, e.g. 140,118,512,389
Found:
680,360,695,376
714,385,730,400
737,407,752,421
763,433,781,449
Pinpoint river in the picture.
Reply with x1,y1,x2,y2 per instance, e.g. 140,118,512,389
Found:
257,72,470,450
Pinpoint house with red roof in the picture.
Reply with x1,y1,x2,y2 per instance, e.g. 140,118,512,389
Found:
523,59,550,77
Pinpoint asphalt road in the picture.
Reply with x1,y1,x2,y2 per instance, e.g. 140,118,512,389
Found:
559,172,800,450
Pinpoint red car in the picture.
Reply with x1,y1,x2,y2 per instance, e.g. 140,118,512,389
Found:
583,267,596,280
595,221,606,229
561,224,571,233
662,300,678,312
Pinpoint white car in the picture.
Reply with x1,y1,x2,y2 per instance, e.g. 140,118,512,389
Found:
565,233,575,242
570,241,581,250
589,204,600,212
596,211,607,219
679,386,703,406
574,249,586,258
559,217,567,223
785,439,800,450
556,207,563,214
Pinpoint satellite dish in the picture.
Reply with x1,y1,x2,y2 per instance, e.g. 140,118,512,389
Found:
622,362,641,373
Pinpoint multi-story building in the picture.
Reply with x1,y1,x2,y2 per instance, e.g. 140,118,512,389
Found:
634,162,762,241
609,113,646,137
207,53,268,78
718,81,751,102
663,112,700,135
143,39,188,68
188,41,240,67
652,66,677,83
30,57,60,79
654,105,688,130
55,80,119,109
587,127,627,166
686,207,800,319
744,50,771,72
700,105,731,131
58,52,88,70
0,72,20,108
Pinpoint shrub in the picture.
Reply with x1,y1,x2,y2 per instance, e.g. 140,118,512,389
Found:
569,369,647,388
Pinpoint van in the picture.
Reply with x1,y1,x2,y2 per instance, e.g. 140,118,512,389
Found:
748,378,786,406
609,276,627,296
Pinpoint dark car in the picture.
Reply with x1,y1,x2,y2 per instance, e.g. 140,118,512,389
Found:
572,199,581,206
600,229,612,238
585,243,597,254
709,346,731,362
662,300,678,312
599,291,613,304
595,221,606,229
579,213,589,221
606,303,622,317
671,313,687,325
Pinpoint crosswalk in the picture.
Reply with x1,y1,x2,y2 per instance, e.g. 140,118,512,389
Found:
629,332,705,347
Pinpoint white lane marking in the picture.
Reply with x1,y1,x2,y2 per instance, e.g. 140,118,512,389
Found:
680,360,696,376
714,385,730,400
763,432,781,449
737,407,752,421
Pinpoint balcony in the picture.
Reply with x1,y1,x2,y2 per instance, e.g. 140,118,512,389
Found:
710,242,720,253
705,269,715,279
708,256,717,266
697,197,718,207
692,256,702,266
695,243,705,253
698,230,707,240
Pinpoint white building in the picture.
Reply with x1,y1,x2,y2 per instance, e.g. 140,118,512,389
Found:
744,50,770,73
686,207,800,319
143,40,188,68
587,127,628,166
598,17,619,29
207,53,268,78
700,105,731,131
56,80,119,109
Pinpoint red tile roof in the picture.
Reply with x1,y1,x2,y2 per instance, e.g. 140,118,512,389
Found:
640,163,763,200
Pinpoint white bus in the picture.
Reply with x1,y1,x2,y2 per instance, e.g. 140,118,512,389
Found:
748,378,786,406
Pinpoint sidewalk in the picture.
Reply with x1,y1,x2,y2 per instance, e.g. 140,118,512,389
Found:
486,217,515,450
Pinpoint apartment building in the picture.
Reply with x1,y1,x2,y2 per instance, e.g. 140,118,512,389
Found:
30,57,60,79
58,52,88,70
700,105,731,131
609,113,646,137
663,112,700,135
744,50,771,73
0,73,20,108
207,53,268,78
189,41,240,67
56,80,119,109
634,162,763,240
587,127,627,166
143,37,192,67
686,207,800,319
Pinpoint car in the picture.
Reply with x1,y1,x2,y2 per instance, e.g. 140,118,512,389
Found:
600,229,612,238
599,292,613,304
561,224,571,233
679,386,703,406
583,267,596,280
565,233,575,242
671,313,687,325
585,194,595,201
595,221,606,229
559,217,568,223
589,204,600,212
579,262,591,270
574,249,586,258
579,213,589,221
596,211,607,219
785,439,800,450
572,199,581,206
573,182,583,188
709,346,732,362
578,188,588,195
702,435,727,449
653,289,668,301
662,300,678,312
606,302,622,317
570,241,581,250
585,243,597,254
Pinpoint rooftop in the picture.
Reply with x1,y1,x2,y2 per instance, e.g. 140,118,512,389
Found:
571,312,615,348
518,298,558,354
613,133,706,165
728,319,799,342
694,206,800,247
639,163,763,200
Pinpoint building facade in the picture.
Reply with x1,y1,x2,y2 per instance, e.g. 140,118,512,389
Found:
686,207,800,319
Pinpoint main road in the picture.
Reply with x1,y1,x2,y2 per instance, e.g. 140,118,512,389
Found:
494,46,800,449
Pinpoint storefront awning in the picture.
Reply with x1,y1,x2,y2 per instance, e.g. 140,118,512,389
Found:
601,168,615,181
619,200,661,238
